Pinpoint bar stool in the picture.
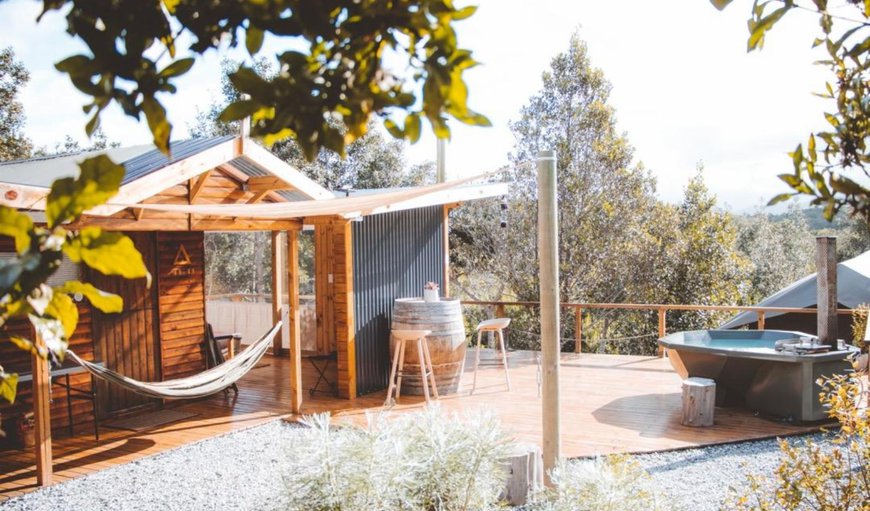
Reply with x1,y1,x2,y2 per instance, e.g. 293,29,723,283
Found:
385,329,439,406
471,318,512,394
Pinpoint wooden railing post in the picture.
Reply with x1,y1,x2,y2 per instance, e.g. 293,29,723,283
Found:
657,308,667,357
574,308,582,353
756,311,765,331
32,334,52,486
495,303,505,319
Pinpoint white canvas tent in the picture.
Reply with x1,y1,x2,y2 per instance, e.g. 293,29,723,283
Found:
720,250,870,334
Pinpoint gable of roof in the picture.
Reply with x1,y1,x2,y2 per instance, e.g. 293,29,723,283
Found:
0,136,332,213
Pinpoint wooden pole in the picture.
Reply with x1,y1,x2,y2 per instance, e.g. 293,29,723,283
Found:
537,150,561,486
442,205,450,298
756,311,765,331
816,236,838,347
271,231,285,355
32,334,52,486
657,308,667,358
574,308,582,354
287,230,303,413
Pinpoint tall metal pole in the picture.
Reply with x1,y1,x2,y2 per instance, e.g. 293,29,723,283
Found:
816,236,837,347
537,150,561,485
436,138,447,183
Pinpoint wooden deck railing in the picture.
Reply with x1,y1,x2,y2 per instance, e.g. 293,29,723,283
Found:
462,300,855,356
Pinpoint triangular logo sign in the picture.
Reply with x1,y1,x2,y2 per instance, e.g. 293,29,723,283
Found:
173,244,192,266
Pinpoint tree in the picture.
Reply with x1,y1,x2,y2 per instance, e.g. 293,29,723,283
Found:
33,128,120,158
34,0,488,159
711,0,870,223
663,170,748,331
735,204,816,303
0,47,32,161
451,34,668,352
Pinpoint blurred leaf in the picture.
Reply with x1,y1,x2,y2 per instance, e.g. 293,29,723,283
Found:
710,0,733,10
246,26,264,55
46,291,78,338
767,192,794,206
141,97,171,154
219,100,260,122
405,113,421,143
0,371,17,403
55,281,123,313
64,228,150,280
0,207,33,253
46,155,124,227
158,58,194,79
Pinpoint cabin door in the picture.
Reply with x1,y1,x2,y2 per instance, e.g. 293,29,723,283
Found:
90,232,161,417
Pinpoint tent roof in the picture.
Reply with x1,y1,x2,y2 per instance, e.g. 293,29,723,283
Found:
720,250,870,329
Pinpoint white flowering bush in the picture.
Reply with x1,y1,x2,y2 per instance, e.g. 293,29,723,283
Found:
282,406,511,511
528,455,665,511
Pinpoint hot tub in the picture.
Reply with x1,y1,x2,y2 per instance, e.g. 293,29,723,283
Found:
658,330,857,422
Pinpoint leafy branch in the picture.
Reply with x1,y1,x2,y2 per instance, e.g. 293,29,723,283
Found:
712,0,870,222
0,155,149,404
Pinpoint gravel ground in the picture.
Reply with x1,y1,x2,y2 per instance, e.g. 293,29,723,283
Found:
0,419,830,511
635,433,826,511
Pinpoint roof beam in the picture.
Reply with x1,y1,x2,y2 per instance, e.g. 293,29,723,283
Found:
247,189,271,204
188,170,212,203
245,175,292,192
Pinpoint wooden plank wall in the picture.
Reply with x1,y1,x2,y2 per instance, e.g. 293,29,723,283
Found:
156,232,207,379
0,238,98,439
314,221,356,398
87,232,159,416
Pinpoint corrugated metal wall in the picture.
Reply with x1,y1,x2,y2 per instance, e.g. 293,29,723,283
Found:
352,206,444,395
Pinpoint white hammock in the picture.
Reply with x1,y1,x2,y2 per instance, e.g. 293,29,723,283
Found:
67,323,282,399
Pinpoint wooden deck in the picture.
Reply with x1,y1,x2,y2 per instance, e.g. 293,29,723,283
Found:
0,351,823,501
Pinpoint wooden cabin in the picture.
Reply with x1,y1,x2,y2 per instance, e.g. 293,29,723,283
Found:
0,135,506,444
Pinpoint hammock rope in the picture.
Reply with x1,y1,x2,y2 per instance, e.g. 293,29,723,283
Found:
66,322,282,400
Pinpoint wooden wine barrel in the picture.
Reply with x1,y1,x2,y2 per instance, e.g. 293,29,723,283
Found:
391,298,466,395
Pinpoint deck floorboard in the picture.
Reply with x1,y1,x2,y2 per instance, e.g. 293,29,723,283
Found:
0,351,824,501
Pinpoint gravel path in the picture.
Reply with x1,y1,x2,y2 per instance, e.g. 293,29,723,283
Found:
635,433,826,511
0,419,830,511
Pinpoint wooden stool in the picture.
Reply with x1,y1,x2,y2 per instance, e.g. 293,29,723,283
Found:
681,377,715,427
472,318,512,394
385,329,439,405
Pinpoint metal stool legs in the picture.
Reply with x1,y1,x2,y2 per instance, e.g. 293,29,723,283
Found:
471,318,512,394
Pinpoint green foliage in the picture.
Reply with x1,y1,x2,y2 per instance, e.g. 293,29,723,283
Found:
712,0,870,223
450,34,749,355
282,407,510,511
735,204,816,304
529,454,665,511
37,0,487,159
0,158,149,404
851,303,869,350
727,374,870,510
0,47,32,161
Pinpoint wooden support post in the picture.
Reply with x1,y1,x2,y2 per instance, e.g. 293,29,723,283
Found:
657,308,667,358
495,303,506,319
442,205,450,298
537,150,561,487
271,231,285,355
574,308,582,354
816,236,838,347
31,335,52,486
287,230,303,413
757,311,765,331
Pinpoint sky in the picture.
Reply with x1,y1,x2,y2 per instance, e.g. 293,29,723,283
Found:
0,0,831,212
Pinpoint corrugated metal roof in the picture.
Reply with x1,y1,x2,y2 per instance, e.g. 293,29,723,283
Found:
0,136,235,188
121,135,235,185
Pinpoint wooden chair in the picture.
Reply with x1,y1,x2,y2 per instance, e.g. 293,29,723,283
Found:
203,324,242,395
385,329,438,405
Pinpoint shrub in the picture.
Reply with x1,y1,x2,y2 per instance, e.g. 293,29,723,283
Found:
282,406,511,511
727,374,869,511
528,454,665,511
